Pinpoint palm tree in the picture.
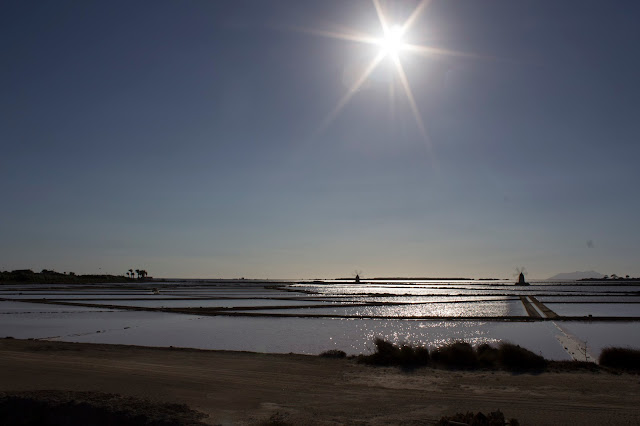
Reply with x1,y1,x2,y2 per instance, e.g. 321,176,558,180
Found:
135,269,140,279
129,269,134,279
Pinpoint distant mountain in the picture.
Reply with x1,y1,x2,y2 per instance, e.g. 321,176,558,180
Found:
547,271,604,281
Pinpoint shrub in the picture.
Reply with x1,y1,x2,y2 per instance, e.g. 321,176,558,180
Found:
476,343,499,368
431,341,478,370
319,349,347,359
357,338,429,368
360,338,400,366
398,344,430,367
354,338,639,374
599,347,640,371
497,343,546,371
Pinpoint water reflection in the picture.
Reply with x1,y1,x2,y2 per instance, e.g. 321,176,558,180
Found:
0,281,638,360
236,300,527,317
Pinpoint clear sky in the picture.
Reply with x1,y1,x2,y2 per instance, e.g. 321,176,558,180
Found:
2,0,639,279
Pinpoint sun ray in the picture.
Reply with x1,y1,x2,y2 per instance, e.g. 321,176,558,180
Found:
400,0,430,35
373,0,390,34
314,51,386,139
392,56,429,147
288,25,379,46
388,71,397,126
403,43,489,61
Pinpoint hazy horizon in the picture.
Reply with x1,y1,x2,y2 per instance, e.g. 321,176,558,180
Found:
2,1,639,280
0,268,614,282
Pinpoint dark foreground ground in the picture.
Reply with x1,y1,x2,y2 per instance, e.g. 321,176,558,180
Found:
0,390,207,425
0,338,639,425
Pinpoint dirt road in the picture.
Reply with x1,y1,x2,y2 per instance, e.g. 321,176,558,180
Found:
1,338,638,425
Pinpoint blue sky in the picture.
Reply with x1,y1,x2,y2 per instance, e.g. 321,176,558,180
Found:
2,0,639,279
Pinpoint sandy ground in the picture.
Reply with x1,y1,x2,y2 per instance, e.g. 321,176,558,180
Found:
1,338,639,425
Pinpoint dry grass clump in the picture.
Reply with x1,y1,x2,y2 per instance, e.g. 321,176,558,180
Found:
319,349,347,358
546,360,600,372
437,410,519,426
599,347,640,371
259,411,293,426
0,390,208,425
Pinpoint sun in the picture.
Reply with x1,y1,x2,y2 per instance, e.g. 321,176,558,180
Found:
305,0,450,143
379,25,405,59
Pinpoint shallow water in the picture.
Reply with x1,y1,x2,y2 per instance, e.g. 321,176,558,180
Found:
291,282,640,296
236,300,528,317
546,303,640,317
0,309,571,359
0,300,117,313
537,295,640,303
558,321,640,356
79,299,331,308
0,294,184,300
1,281,638,359
315,295,520,303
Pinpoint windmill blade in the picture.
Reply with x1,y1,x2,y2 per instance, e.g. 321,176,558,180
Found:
514,267,528,276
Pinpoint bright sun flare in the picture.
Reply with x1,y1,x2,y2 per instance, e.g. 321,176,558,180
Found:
307,0,455,143
379,25,404,58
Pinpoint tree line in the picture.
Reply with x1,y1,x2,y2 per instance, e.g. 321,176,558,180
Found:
0,269,150,284
126,269,148,279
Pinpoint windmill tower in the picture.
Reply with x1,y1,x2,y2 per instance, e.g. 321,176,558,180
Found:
514,267,529,286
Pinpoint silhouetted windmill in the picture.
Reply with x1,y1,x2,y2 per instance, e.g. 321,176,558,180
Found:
354,269,363,283
513,267,529,285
